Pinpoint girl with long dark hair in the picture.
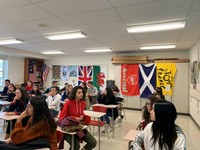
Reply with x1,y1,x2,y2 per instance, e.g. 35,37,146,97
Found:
133,100,186,150
7,96,57,150
59,86,97,150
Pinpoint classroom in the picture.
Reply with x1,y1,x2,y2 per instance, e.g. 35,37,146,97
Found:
0,0,200,150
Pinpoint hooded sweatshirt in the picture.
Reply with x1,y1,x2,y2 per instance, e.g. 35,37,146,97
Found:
59,99,86,121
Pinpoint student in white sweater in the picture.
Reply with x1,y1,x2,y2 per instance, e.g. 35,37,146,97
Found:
46,86,61,117
133,100,186,150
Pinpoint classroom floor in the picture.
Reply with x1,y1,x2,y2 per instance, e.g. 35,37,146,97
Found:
0,109,199,150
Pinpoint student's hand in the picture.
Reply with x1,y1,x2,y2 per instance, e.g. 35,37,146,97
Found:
4,138,12,144
5,112,15,116
17,110,28,123
76,115,83,121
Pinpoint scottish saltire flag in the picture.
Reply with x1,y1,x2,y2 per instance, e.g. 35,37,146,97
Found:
139,64,156,98
78,66,93,85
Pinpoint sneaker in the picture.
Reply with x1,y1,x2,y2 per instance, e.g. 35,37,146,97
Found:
101,125,108,133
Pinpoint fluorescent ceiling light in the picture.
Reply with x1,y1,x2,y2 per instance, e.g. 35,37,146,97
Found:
140,45,176,50
44,31,87,40
84,48,112,53
127,21,186,33
0,38,24,45
41,51,65,54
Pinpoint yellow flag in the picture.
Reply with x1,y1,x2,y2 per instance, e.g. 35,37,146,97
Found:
156,63,176,95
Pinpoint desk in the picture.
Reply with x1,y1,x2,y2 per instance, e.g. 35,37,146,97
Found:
124,130,141,150
0,112,19,133
84,110,105,150
93,104,118,138
57,126,87,150
0,101,11,112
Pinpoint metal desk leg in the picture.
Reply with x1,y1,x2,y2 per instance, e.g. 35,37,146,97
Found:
98,118,100,150
112,109,114,138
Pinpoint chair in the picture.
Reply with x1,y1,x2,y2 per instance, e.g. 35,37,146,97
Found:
88,105,109,139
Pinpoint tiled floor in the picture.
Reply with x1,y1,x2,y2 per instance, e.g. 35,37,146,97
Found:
0,110,200,150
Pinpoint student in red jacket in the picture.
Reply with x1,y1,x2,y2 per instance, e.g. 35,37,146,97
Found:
59,86,96,150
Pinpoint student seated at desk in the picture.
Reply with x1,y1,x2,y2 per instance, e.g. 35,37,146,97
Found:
29,84,42,97
7,84,16,102
98,87,119,130
0,79,10,96
139,95,159,130
59,86,97,150
46,86,61,117
25,80,33,93
133,100,186,150
44,81,60,97
5,87,29,139
1,96,57,150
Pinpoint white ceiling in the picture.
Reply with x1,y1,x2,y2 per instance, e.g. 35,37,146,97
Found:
0,0,200,57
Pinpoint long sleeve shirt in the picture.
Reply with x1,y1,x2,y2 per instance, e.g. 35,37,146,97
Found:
11,120,57,150
46,94,61,112
59,100,86,121
132,122,186,150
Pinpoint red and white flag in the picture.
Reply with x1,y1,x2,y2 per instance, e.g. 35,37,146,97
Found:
29,65,37,82
121,64,140,96
43,64,50,82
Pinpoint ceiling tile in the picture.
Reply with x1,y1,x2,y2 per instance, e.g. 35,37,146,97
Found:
109,0,159,7
38,0,111,16
0,0,31,9
18,17,71,32
116,0,191,23
60,9,121,26
0,5,53,23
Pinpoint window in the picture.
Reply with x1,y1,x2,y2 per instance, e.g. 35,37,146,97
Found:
0,59,8,90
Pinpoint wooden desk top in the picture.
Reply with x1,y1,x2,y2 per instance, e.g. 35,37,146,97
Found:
84,110,105,118
93,103,119,108
124,129,141,141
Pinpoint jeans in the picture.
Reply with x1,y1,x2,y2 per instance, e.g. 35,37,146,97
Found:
49,109,58,117
65,131,97,150
100,110,112,124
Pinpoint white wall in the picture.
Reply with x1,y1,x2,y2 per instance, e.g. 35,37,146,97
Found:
44,53,115,88
189,40,200,126
44,50,189,113
7,56,24,84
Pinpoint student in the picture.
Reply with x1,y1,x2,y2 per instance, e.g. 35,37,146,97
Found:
59,86,97,150
61,84,73,101
140,95,159,130
29,84,42,96
133,100,186,150
80,82,90,110
46,86,61,117
5,88,29,139
87,81,98,105
112,85,123,98
154,87,165,100
7,84,16,102
2,96,57,150
25,81,33,93
0,79,10,96
98,87,119,130
60,82,68,94
44,81,60,97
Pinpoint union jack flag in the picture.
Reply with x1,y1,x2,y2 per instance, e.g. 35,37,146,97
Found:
78,66,93,85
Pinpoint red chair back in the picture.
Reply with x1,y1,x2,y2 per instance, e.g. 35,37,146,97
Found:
83,115,91,125
92,105,107,113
